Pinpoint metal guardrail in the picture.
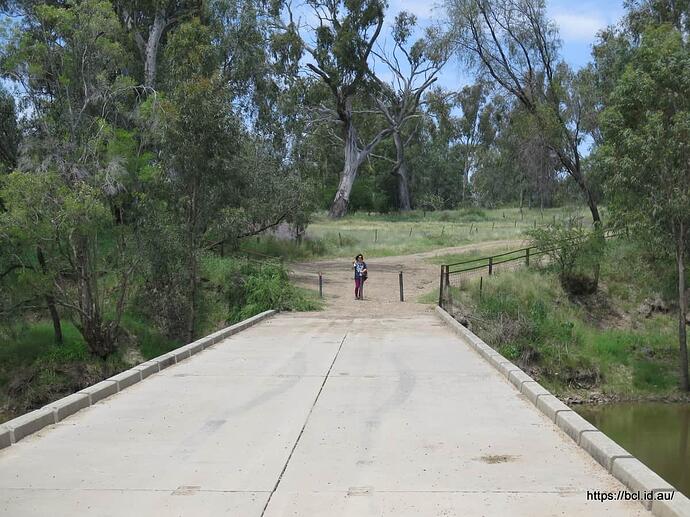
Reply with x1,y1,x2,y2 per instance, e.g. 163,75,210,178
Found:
438,229,625,309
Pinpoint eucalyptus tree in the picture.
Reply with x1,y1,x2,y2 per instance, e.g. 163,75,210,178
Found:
0,87,18,175
273,0,391,217
0,0,139,356
455,83,488,204
371,12,447,211
139,17,310,340
444,0,601,224
114,0,202,89
600,25,690,391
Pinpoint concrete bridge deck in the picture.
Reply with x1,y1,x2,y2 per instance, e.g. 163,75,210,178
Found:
0,312,643,516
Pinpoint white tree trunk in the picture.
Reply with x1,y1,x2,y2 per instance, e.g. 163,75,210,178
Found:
329,120,361,218
393,132,411,211
144,12,167,89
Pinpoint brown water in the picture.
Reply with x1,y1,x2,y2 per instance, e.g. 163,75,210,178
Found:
576,402,690,498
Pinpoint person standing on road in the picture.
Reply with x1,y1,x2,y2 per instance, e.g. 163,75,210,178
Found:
353,254,368,300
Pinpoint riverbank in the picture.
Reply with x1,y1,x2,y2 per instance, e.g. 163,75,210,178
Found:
446,238,690,402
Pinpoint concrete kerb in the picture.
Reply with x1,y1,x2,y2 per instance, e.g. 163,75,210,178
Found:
653,491,690,517
535,394,571,422
44,393,91,423
434,305,690,516
78,380,118,404
3,408,55,444
0,427,10,449
109,369,142,391
0,309,277,452
556,411,598,445
132,360,160,380
520,381,551,405
580,431,633,472
612,458,676,510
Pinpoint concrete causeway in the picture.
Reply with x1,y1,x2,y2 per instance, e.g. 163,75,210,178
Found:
0,312,647,516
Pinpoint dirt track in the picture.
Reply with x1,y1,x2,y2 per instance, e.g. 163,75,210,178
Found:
289,239,525,318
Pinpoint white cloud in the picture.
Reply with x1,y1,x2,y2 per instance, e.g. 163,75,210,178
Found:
552,12,609,42
387,0,438,20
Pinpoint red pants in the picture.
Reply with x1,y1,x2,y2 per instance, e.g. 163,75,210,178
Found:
354,278,363,299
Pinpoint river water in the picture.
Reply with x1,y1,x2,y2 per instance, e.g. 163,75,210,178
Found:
576,402,690,498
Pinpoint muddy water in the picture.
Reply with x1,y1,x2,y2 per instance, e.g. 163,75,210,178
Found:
576,402,690,498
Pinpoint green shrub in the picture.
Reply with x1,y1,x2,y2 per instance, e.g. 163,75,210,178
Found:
528,221,604,295
230,263,321,321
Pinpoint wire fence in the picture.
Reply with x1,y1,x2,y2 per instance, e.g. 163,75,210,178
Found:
438,229,625,313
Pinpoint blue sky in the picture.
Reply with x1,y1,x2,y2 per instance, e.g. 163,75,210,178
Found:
383,0,627,89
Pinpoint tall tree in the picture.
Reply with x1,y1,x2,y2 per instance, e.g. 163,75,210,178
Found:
455,83,487,204
1,0,139,356
600,24,690,391
274,0,391,217
0,87,18,174
114,0,201,89
444,0,601,224
372,12,446,210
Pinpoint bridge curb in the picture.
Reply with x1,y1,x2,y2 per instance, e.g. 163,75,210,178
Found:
0,309,276,450
435,305,690,517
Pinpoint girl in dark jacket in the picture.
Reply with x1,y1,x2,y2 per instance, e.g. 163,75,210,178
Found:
353,254,367,300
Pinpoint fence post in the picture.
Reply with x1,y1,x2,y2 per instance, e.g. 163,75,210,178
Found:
338,232,343,247
375,229,378,243
480,276,483,300
525,248,530,267
319,272,323,298
399,271,404,302
488,257,493,276
445,266,450,288
438,266,445,306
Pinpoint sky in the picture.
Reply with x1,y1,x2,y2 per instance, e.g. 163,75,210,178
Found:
1,1,628,97
382,0,628,90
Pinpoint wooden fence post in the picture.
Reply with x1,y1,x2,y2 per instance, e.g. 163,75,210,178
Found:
319,272,323,298
399,271,404,302
488,257,493,276
525,248,530,267
438,266,445,306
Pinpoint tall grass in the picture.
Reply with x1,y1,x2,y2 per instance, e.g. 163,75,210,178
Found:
452,239,680,397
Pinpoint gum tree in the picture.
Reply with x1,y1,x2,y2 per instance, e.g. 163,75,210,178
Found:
600,25,690,391
372,12,447,210
444,0,601,224
274,0,391,217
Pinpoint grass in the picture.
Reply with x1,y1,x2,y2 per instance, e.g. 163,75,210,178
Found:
447,238,682,399
0,254,322,424
0,321,130,423
241,206,595,261
424,246,519,266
